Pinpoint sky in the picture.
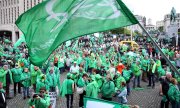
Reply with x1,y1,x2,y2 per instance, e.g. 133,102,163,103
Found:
122,0,180,25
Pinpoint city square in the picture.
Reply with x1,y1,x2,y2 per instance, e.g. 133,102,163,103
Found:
0,0,180,108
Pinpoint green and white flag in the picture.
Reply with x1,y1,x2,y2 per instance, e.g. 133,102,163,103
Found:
16,0,138,66
84,97,130,108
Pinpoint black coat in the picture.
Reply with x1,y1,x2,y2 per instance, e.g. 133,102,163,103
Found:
0,92,6,108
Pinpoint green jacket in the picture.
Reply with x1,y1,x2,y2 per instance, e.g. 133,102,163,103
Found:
0,69,13,86
122,69,132,81
132,64,141,76
168,84,180,102
31,69,42,85
115,74,126,90
141,59,149,71
36,78,49,93
46,72,61,94
101,80,115,98
28,94,50,108
148,62,156,74
11,68,22,83
86,81,99,98
21,72,31,87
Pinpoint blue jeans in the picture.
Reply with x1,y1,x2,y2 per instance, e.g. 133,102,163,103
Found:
23,87,29,97
133,76,140,87
126,83,131,95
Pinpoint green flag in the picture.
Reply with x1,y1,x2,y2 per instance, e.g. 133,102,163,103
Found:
16,0,138,66
84,97,130,108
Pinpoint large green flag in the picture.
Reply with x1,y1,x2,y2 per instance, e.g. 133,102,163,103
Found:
84,97,130,108
16,0,138,66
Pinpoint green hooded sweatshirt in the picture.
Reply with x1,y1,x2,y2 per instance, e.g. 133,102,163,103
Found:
21,72,31,87
11,67,22,83
0,69,13,86
28,94,50,108
101,80,115,98
31,69,42,85
86,80,99,98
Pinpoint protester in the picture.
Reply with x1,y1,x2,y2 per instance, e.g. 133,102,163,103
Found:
168,78,180,108
101,74,115,101
60,73,75,108
77,73,89,108
117,82,128,104
0,82,6,108
147,59,156,88
31,66,42,92
159,72,172,108
11,63,22,95
0,64,13,99
132,61,141,88
28,87,50,108
86,75,99,98
20,67,31,99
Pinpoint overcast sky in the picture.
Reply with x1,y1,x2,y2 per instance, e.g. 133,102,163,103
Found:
122,0,180,25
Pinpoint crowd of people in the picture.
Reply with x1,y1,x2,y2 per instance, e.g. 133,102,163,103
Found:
0,34,179,108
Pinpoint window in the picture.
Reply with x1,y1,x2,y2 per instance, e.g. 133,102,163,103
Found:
15,7,16,20
0,10,2,24
24,1,25,12
3,9,5,24
5,9,7,24
9,8,11,24
17,7,19,16
17,0,19,4
30,0,32,8
12,7,13,23
27,0,29,9
34,0,36,5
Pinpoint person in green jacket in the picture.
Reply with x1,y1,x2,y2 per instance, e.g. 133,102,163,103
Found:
60,73,75,108
31,66,42,91
101,74,115,101
20,67,31,99
132,61,142,88
86,75,99,98
29,87,50,108
36,74,49,93
168,78,180,108
147,59,156,88
0,64,13,98
77,73,89,108
141,56,149,82
11,64,22,95
46,67,61,94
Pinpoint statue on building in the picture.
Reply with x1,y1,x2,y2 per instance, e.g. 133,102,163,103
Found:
170,7,176,24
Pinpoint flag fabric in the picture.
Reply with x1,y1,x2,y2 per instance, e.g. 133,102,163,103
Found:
84,97,130,108
16,0,138,66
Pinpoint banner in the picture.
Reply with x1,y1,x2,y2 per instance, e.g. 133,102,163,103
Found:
49,92,57,108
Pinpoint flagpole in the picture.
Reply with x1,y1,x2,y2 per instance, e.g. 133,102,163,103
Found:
138,23,180,76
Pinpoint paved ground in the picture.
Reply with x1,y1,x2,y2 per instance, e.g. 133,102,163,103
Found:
7,72,161,108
